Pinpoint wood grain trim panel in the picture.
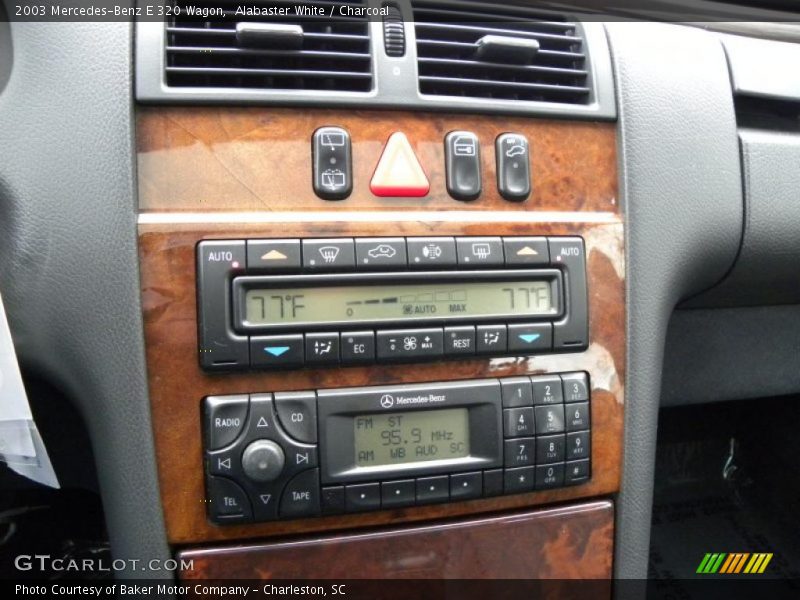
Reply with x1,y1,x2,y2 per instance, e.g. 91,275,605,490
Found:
178,501,614,580
137,107,617,214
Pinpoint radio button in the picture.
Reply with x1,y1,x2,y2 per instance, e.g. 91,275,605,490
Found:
302,238,355,272
504,437,535,467
476,324,507,355
241,440,285,483
566,431,590,461
450,472,482,501
321,486,345,515
500,377,533,408
204,395,248,450
456,236,504,268
504,466,534,494
565,460,591,485
280,468,321,518
345,482,380,512
247,239,301,272
275,391,318,444
534,405,565,435
531,375,564,405
416,476,449,504
381,479,415,508
536,434,566,464
376,328,444,361
305,333,340,366
250,335,304,369
566,402,590,432
207,476,252,523
535,463,565,489
561,372,590,403
356,237,407,270
508,323,552,354
341,331,376,365
444,326,476,356
503,407,534,438
406,237,457,269
503,237,549,266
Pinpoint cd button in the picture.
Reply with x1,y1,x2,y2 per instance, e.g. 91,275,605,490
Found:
355,238,407,270
376,328,444,361
406,237,457,269
345,482,380,512
450,472,482,501
340,331,376,365
274,391,317,444
250,335,304,369
302,238,355,271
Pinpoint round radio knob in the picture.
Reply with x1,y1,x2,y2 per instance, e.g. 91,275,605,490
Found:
241,440,285,482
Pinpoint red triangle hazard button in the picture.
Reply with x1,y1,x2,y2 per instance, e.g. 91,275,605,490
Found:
370,132,430,197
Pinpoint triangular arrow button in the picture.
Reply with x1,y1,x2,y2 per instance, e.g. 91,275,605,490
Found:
256,416,269,428
370,132,430,197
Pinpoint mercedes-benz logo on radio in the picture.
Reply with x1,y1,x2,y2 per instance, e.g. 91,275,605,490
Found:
380,394,394,408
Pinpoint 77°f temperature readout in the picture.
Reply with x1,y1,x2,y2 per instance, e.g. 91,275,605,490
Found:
353,408,469,467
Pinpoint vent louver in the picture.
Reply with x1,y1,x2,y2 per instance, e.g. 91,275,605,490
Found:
165,0,373,92
413,1,590,104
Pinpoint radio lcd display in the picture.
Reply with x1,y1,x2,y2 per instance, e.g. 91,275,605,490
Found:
243,280,554,326
353,408,470,467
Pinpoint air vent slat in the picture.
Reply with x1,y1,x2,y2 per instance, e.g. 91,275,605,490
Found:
165,0,373,92
414,1,591,105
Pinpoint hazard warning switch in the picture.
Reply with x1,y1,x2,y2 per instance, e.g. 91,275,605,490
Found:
370,132,430,197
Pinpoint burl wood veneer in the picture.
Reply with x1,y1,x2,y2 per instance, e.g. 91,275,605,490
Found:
179,501,614,581
136,108,624,547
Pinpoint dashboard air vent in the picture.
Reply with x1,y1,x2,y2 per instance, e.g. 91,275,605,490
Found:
165,0,373,92
413,1,590,104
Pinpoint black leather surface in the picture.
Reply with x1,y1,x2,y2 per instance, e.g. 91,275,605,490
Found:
605,23,743,583
0,20,170,578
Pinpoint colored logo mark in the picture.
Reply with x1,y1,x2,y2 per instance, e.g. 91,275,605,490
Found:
696,553,773,574
518,333,541,344
264,346,290,357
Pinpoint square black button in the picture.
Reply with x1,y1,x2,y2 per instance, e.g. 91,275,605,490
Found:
407,237,457,269
507,323,552,354
483,469,503,497
345,483,380,512
355,238,407,270
504,437,535,467
500,377,533,408
381,479,415,508
247,239,302,272
250,335,304,369
340,331,375,365
302,238,355,271
566,402,590,431
305,333,340,365
444,326,476,356
531,375,564,405
504,466,534,494
562,372,590,403
416,476,449,504
566,431,590,460
536,434,566,464
565,460,591,485
476,324,507,355
450,472,482,501
321,486,345,515
503,237,549,266
534,405,565,435
456,237,504,268
535,463,565,489
503,407,534,438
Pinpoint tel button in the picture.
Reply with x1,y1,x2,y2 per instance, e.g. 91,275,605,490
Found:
204,395,248,450
280,468,321,518
275,391,318,444
207,476,252,522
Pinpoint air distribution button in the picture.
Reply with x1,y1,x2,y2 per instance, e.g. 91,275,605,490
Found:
241,440,285,483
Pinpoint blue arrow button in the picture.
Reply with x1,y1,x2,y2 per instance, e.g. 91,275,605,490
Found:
264,346,290,357
518,333,541,344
